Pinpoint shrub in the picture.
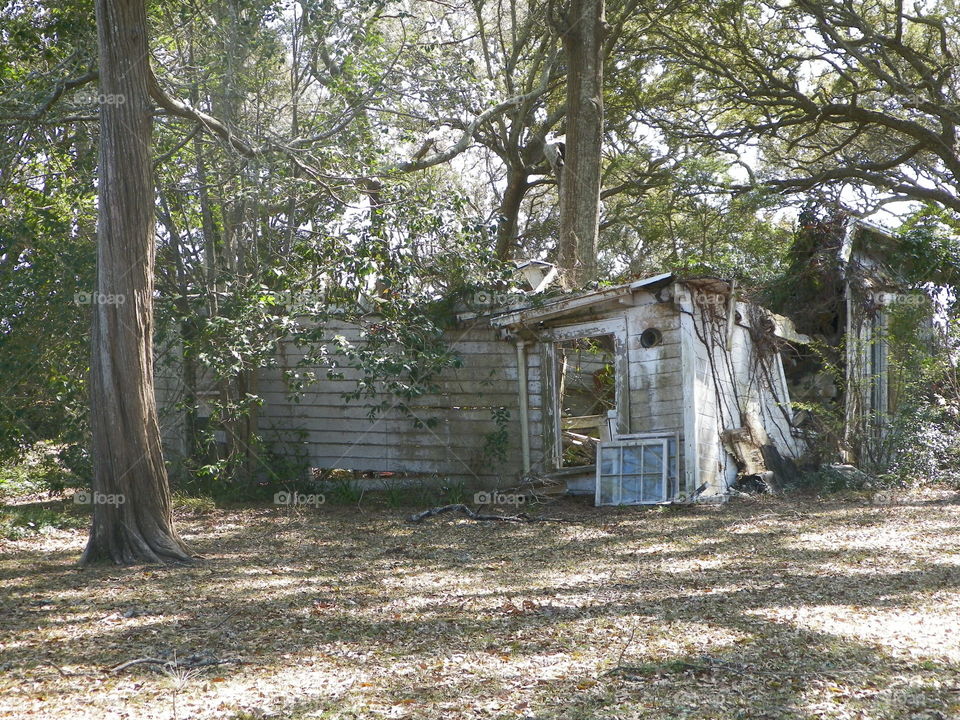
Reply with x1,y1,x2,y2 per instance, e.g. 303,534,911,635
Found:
326,476,364,505
881,405,960,487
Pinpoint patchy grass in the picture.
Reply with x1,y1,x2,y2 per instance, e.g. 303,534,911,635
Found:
0,502,88,540
172,494,218,516
1,490,959,719
0,462,43,501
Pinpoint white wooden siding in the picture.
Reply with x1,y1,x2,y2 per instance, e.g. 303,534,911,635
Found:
257,320,542,484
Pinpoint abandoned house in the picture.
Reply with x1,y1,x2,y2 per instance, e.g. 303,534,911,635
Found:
157,275,809,505
776,214,934,467
155,216,922,505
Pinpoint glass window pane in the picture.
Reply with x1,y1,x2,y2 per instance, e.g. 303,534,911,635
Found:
643,443,663,467
642,443,664,502
622,446,641,475
597,439,669,505
642,474,664,502
621,474,641,502
598,474,617,504
600,446,620,476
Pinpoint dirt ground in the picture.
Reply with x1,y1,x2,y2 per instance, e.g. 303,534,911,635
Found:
1,490,959,719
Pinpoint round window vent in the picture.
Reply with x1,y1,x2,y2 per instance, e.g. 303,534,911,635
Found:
640,328,663,348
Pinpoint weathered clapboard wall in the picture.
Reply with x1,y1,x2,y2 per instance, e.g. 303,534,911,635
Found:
516,282,799,500
154,334,190,462
153,278,804,500
256,319,542,486
677,300,719,498
676,288,803,499
625,301,684,434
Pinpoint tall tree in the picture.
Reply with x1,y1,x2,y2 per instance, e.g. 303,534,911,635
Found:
82,0,190,564
552,0,606,285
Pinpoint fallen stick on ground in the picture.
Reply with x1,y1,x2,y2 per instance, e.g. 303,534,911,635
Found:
109,656,243,674
406,503,563,524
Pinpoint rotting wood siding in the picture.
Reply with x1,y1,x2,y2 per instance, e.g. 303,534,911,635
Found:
625,302,684,435
155,278,805,497
155,319,544,486
262,320,542,485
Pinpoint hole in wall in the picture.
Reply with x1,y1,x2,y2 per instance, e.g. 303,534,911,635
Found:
639,328,662,349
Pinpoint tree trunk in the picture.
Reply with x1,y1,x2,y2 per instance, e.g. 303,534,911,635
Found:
556,0,605,287
495,166,530,261
83,0,191,565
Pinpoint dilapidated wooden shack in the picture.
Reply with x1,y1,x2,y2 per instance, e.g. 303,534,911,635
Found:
156,216,931,504
478,273,806,503
157,273,809,504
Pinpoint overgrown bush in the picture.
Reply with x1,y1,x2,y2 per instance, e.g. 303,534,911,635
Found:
172,493,217,515
0,445,87,499
880,405,960,487
864,293,960,485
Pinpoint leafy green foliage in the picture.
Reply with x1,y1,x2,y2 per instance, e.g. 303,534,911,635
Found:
325,476,364,505
482,406,512,463
898,209,960,286
601,159,794,282
0,137,96,463
6,0,955,504
873,300,960,485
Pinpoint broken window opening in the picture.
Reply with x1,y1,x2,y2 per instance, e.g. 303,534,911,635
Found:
556,334,616,468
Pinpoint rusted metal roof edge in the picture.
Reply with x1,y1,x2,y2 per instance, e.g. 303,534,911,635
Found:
484,272,676,328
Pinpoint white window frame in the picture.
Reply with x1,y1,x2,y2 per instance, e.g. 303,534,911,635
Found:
543,318,629,470
595,437,669,506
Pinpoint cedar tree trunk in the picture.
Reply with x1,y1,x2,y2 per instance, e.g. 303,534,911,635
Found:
82,0,191,564
556,0,605,286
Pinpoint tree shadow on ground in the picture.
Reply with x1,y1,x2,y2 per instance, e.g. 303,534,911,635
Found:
1,494,958,719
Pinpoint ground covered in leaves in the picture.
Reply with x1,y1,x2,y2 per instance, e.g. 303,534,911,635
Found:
2,490,959,719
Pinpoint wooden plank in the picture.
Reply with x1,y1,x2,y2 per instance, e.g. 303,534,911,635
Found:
630,385,684,405
261,426,544,458
259,418,532,442
562,414,603,430
541,316,627,342
260,404,544,425
292,445,524,470
628,339,681,358
258,381,534,399
629,414,684,433
627,312,680,336
628,366,682,389
679,311,698,496
542,341,559,470
614,321,630,435
275,343,517,360
258,394,543,415
259,374,541,395
263,433,524,457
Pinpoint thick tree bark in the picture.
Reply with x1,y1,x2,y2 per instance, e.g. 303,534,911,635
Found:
495,167,530,261
556,0,605,287
83,0,191,564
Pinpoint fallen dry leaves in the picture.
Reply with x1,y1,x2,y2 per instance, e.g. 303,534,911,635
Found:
1,490,959,719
